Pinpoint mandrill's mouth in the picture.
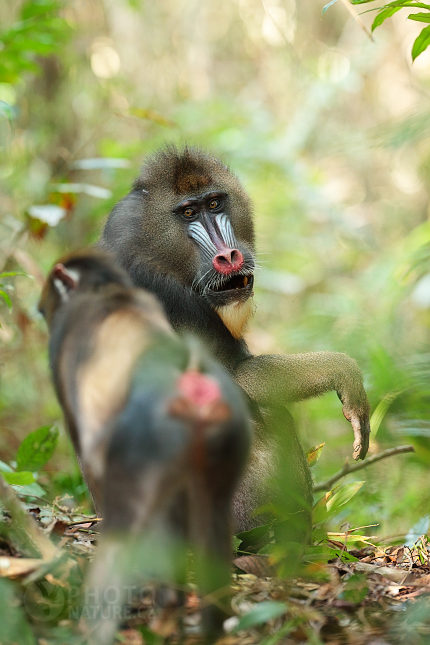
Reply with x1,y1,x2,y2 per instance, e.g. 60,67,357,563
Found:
211,273,253,293
204,273,254,307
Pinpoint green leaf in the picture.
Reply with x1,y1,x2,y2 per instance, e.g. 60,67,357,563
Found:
0,271,28,279
304,543,333,562
370,391,403,437
13,481,46,498
136,626,164,645
259,621,295,645
232,535,242,551
408,11,430,22
0,578,35,645
0,290,12,309
372,6,403,30
21,0,59,21
405,514,429,546
313,492,330,525
236,522,273,544
412,24,430,59
233,601,287,632
362,1,430,14
306,443,325,468
326,481,364,515
16,425,58,472
343,573,368,604
327,530,378,546
313,482,365,525
389,1,430,8
236,522,273,551
0,460,14,473
322,0,339,15
2,471,35,485
331,549,359,562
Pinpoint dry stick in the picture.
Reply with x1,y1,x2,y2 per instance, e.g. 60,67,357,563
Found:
0,475,57,560
313,445,415,493
339,0,374,41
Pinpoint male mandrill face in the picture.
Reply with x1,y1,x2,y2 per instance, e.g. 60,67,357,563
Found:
100,146,257,339
134,146,256,309
173,188,255,308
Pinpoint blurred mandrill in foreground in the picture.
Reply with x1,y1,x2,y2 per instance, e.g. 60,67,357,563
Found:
99,145,371,538
39,250,252,640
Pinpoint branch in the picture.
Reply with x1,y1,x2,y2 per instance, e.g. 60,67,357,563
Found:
339,0,374,41
313,445,415,493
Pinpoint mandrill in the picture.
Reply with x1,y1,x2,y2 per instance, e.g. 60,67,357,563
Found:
39,249,252,641
99,145,371,538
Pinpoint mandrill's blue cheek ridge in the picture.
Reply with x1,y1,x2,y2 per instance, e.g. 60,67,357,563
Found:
215,213,237,249
187,221,217,261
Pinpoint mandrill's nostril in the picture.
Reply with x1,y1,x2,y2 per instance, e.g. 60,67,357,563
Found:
230,249,241,264
213,248,244,275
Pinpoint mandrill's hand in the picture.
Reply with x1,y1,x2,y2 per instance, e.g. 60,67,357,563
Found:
334,356,371,461
340,398,371,461
234,351,371,461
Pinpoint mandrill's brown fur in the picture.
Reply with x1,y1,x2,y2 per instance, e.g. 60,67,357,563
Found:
39,250,252,641
99,145,371,540
39,250,174,509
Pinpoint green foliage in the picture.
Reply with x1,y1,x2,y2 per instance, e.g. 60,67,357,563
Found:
324,0,430,60
411,24,430,58
16,425,58,472
306,443,325,468
313,482,365,526
0,271,24,310
137,626,165,645
233,601,287,632
258,621,299,645
2,471,35,485
0,0,70,85
0,0,430,639
0,426,58,498
236,523,274,554
0,579,35,645
343,573,369,604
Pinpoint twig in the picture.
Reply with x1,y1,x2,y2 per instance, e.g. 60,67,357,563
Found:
339,0,374,41
0,475,57,560
313,445,415,492
67,517,102,526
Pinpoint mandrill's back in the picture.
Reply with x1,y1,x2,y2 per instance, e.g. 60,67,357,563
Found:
47,282,174,510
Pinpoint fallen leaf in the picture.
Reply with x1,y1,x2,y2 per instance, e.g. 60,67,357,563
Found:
234,555,276,578
0,557,44,578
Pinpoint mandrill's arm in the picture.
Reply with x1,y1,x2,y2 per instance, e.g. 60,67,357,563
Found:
234,351,370,460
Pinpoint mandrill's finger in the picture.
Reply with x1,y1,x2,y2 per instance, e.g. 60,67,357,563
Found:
350,414,370,461
360,414,371,459
350,416,363,461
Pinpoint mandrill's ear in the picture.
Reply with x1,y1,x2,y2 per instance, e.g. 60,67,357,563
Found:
52,263,80,301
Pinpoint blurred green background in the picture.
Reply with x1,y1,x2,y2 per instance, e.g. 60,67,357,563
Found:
0,0,429,539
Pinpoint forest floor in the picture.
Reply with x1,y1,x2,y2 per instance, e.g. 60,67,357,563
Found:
1,494,430,645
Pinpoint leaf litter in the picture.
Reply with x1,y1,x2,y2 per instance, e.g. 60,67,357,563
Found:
1,492,430,644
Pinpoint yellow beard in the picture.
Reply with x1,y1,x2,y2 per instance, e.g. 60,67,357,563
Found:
215,297,255,339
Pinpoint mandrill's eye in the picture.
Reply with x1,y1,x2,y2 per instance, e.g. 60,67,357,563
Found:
209,199,220,210
183,207,195,218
